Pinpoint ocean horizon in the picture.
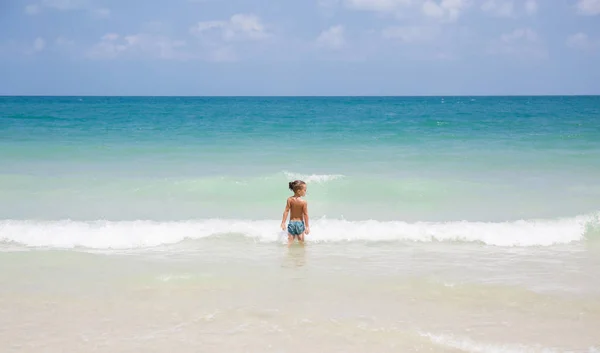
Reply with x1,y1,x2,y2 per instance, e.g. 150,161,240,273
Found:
3,94,600,97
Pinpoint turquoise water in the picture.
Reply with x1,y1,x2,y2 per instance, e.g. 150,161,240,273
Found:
3,96,600,353
1,96,600,247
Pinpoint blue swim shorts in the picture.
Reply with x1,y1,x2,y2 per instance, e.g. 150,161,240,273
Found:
287,221,305,236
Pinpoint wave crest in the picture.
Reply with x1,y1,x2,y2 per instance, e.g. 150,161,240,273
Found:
283,171,344,183
1,214,597,249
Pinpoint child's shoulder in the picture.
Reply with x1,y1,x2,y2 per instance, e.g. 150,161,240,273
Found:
297,197,308,205
287,196,307,204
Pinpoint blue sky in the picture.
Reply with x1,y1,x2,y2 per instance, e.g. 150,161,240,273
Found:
0,0,599,95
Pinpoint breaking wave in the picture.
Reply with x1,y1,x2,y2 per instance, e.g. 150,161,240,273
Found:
1,213,598,249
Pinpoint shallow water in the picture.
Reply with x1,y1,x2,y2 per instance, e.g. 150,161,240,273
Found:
1,241,599,352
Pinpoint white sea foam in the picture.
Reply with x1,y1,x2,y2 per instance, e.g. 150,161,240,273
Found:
420,332,561,353
283,171,345,183
0,214,596,249
156,274,194,282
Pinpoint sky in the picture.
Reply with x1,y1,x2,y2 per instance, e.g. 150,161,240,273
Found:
0,0,599,95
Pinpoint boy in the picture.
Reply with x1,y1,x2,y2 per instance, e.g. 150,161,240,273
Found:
280,180,310,246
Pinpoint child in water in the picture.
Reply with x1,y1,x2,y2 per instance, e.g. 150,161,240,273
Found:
281,180,310,246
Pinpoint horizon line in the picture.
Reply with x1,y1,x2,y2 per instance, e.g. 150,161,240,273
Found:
1,94,599,98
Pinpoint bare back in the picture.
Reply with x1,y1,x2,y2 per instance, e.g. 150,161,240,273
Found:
287,196,307,221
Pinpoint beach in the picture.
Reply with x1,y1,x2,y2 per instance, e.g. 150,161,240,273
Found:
1,96,599,352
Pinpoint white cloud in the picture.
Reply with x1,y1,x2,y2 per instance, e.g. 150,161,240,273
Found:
88,32,188,60
481,0,538,17
124,34,187,60
422,0,468,22
577,0,600,15
322,0,469,21
481,0,514,18
322,0,417,18
41,0,88,11
524,0,537,15
24,0,109,17
33,37,46,52
487,28,546,58
25,4,41,15
345,0,411,12
481,0,537,17
567,33,590,49
102,33,119,41
189,14,272,62
316,25,345,49
190,14,270,41
500,28,537,42
567,33,599,51
382,26,439,43
55,37,75,46
87,34,127,59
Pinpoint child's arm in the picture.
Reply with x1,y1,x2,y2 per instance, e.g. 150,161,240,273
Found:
280,198,290,231
303,201,310,235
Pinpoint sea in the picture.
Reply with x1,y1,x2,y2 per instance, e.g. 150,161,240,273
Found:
1,96,599,352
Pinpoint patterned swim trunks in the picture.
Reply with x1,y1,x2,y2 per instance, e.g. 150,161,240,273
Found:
287,221,305,237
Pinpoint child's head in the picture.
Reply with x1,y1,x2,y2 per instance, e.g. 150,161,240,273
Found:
288,180,307,196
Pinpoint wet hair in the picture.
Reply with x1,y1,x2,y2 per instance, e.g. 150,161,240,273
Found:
288,180,306,192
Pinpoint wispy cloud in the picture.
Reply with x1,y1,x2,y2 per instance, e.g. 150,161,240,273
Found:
87,33,189,60
487,28,547,59
481,0,538,17
55,37,75,46
316,25,345,50
344,0,411,12
567,32,599,51
421,0,469,22
500,28,538,42
525,0,538,15
190,14,271,41
324,0,469,21
41,0,88,11
576,0,600,15
24,0,109,18
481,0,515,18
188,14,272,62
33,37,46,52
382,25,439,43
